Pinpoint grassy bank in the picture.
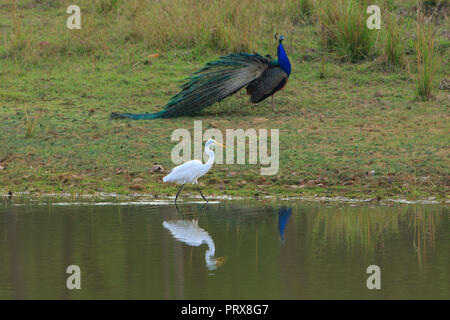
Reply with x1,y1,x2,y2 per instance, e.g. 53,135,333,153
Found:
0,0,449,201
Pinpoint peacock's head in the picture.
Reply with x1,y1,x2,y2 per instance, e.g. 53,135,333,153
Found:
274,33,285,43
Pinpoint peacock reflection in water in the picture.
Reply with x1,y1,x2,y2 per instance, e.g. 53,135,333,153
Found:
278,206,292,245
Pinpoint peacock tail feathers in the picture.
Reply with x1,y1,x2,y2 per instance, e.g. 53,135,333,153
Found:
160,53,272,118
111,53,273,119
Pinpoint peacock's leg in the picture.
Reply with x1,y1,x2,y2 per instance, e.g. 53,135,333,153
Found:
198,187,208,203
175,184,185,203
271,95,276,112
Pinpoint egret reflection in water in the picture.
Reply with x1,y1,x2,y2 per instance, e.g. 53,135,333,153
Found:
163,218,226,271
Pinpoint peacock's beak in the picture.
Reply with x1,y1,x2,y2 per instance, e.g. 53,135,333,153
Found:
214,141,226,149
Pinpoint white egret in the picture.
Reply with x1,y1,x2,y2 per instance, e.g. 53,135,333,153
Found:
163,139,225,203
162,219,226,271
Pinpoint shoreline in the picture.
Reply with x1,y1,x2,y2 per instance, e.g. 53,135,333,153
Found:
1,192,448,205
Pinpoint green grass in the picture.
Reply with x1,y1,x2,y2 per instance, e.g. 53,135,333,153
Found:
316,0,377,62
413,9,439,100
382,12,405,67
0,0,448,201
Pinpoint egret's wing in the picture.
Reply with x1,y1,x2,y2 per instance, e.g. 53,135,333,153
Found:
163,160,204,183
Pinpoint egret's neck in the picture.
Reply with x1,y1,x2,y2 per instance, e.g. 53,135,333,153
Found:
205,236,216,270
203,145,215,172
205,235,215,257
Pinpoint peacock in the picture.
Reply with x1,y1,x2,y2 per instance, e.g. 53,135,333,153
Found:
111,35,291,119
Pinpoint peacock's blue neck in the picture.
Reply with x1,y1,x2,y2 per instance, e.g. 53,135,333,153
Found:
277,41,291,76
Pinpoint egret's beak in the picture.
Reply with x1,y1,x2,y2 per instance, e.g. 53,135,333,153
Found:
214,141,226,149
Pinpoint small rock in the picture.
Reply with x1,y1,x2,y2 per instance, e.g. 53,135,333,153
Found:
306,180,316,187
129,184,144,191
0,165,5,170
71,174,82,182
209,120,221,128
151,163,164,173
237,180,247,187
367,170,375,176
257,177,267,184
439,78,450,90
290,185,306,189
253,117,267,123
59,173,82,183
38,41,50,48
374,90,384,98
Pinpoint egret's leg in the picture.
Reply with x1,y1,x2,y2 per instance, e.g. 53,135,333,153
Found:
271,95,276,112
198,187,208,203
175,184,185,203
174,202,181,215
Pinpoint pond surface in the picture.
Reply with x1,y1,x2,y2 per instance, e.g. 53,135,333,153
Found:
0,199,448,299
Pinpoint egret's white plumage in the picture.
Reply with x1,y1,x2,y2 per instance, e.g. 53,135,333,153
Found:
163,219,226,270
163,139,225,202
163,159,210,185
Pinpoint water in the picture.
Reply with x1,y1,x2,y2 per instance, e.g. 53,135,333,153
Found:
0,199,448,299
